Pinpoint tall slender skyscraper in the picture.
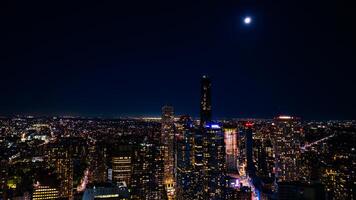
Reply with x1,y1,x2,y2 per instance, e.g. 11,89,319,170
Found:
200,75,212,126
224,127,239,173
161,105,175,198
198,76,226,199
175,116,196,200
245,122,254,175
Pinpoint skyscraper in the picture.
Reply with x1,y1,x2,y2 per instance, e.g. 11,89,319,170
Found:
199,76,226,199
224,127,239,173
203,124,226,199
161,105,175,198
131,138,165,199
245,122,254,175
273,116,302,183
111,155,132,186
200,75,212,127
175,116,196,200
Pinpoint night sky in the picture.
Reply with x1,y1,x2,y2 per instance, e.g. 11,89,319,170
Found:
1,1,355,119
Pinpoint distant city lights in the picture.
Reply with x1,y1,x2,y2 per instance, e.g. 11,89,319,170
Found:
278,115,293,120
205,124,221,129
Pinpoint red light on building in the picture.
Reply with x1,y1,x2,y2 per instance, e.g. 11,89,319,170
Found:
245,122,254,127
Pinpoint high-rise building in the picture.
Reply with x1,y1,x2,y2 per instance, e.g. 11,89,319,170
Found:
273,116,303,183
200,75,212,127
32,185,60,200
46,138,74,199
161,105,175,198
199,76,226,199
109,145,133,186
191,128,205,199
175,116,196,200
112,156,132,186
89,143,108,183
244,122,254,175
203,124,226,199
131,138,166,200
32,172,60,200
254,138,275,181
224,127,238,173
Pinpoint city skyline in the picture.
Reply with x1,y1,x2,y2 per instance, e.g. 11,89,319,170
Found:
1,1,356,119
1,76,354,199
1,1,356,200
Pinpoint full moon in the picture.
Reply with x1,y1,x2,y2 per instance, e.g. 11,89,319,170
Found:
244,16,252,24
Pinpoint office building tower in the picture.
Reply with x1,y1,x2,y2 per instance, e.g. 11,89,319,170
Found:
200,75,212,127
161,105,175,198
32,186,60,200
175,116,196,200
46,139,74,199
254,138,275,180
203,124,226,199
112,156,132,186
273,116,302,183
89,143,108,183
245,122,254,175
109,145,133,186
238,127,247,178
224,127,238,173
191,128,205,199
32,172,60,200
199,76,226,199
131,138,166,200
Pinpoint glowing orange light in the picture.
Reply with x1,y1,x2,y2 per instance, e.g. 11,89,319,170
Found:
278,116,292,119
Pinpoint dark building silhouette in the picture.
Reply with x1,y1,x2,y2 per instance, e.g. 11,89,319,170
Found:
200,75,212,127
245,123,254,175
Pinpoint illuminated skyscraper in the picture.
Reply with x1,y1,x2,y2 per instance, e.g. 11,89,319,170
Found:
175,116,196,200
112,156,132,186
32,172,60,200
131,137,166,200
161,105,175,198
203,124,226,199
273,116,303,183
46,139,74,199
89,143,107,183
224,127,238,173
199,76,226,199
245,122,254,175
200,75,212,127
107,145,133,186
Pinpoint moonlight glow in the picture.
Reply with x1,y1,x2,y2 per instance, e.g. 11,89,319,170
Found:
244,16,252,24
